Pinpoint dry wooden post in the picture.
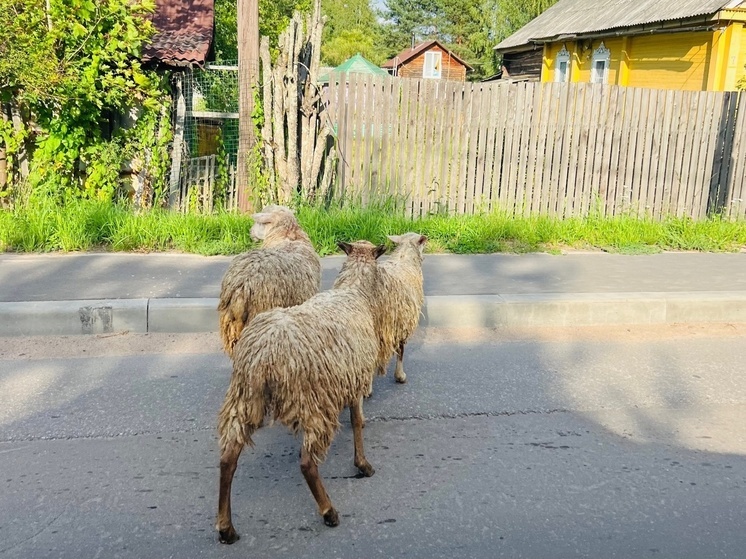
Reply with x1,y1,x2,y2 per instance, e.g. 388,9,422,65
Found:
260,0,330,204
236,0,259,212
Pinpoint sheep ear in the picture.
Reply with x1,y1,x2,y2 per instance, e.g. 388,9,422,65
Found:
337,241,353,255
387,234,403,244
374,244,388,259
418,235,428,245
251,212,273,224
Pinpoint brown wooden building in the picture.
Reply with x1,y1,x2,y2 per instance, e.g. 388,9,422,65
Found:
382,40,472,81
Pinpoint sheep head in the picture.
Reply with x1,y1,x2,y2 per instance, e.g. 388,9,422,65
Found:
387,233,428,257
337,240,387,261
250,205,306,244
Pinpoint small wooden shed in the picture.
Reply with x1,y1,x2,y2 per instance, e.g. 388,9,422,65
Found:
382,40,472,81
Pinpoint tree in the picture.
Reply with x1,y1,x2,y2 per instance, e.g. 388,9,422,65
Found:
379,0,559,79
213,0,313,61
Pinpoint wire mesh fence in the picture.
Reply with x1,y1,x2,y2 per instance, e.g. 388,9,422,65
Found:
171,62,240,212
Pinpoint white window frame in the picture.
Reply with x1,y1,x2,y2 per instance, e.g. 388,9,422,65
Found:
555,45,570,83
423,51,442,79
591,42,611,84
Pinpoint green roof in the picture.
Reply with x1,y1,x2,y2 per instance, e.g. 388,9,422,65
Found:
318,54,388,84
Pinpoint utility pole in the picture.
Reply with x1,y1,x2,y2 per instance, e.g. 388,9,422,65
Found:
236,0,259,212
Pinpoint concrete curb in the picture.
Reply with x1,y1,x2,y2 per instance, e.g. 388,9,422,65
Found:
1,292,746,336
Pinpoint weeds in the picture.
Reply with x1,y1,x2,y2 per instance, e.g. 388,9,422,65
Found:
0,199,744,255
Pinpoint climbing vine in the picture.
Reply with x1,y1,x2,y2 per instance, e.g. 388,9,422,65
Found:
0,0,171,206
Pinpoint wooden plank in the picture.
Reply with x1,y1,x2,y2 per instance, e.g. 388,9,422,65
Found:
726,92,746,219
671,91,698,217
435,81,455,213
663,90,686,216
575,83,599,217
635,88,659,217
650,89,675,220
465,84,485,214
405,79,422,214
532,81,552,215
388,78,405,205
455,82,475,214
599,85,621,217
555,83,578,217
515,82,535,215
691,92,721,219
471,84,492,213
481,84,500,213
394,77,410,209
419,79,437,215
359,74,373,205
375,77,392,200
488,84,510,212
521,82,541,216
502,83,521,215
714,92,739,215
547,82,571,217
562,83,584,218
447,82,465,213
542,82,564,216
586,84,609,216
605,85,628,217
562,83,593,217
342,75,358,201
499,84,518,214
367,76,384,202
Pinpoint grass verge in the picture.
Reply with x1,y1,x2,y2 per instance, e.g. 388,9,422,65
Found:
1,199,745,255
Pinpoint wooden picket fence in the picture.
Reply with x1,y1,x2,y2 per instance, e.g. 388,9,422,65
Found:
324,76,746,220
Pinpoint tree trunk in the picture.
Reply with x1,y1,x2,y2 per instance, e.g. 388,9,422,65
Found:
236,0,259,212
259,37,276,198
168,73,186,209
0,105,8,194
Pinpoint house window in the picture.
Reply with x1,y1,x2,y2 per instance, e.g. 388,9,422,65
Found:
591,42,610,84
555,45,570,83
423,51,442,79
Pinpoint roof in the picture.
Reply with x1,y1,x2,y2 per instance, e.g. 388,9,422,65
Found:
318,54,389,84
142,0,214,67
382,40,474,71
496,0,742,51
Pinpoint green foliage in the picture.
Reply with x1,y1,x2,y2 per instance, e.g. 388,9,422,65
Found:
320,0,387,66
0,0,171,204
3,198,745,255
322,29,386,66
380,0,559,79
213,0,314,61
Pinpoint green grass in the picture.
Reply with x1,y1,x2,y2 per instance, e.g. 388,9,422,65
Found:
1,198,745,255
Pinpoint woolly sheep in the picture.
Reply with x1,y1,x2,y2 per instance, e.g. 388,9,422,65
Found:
373,232,427,387
215,240,390,544
217,205,321,357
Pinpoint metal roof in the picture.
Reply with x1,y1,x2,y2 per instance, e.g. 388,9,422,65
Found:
496,0,740,51
318,54,388,84
142,0,214,67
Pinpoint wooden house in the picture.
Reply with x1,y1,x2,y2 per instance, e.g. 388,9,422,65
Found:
495,0,746,91
382,40,472,81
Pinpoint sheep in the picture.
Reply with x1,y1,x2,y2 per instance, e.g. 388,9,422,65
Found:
217,205,321,357
373,232,427,387
215,240,390,545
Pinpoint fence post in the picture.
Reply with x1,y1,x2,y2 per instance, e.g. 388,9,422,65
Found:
169,72,186,209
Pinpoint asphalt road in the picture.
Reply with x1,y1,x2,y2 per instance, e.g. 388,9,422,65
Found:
1,325,746,559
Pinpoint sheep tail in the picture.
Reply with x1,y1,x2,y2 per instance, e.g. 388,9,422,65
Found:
217,372,265,452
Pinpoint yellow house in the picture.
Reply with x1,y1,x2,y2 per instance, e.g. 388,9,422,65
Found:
495,0,746,91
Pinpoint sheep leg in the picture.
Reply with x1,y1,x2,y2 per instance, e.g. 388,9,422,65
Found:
300,447,339,527
394,341,407,383
350,399,375,477
216,441,243,544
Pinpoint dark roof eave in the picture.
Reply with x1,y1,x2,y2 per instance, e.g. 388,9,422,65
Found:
495,13,723,51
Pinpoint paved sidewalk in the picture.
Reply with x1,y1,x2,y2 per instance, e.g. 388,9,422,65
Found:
1,251,744,335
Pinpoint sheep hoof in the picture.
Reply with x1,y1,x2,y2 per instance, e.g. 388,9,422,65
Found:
218,527,240,544
323,508,340,527
395,375,407,384
356,461,375,477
